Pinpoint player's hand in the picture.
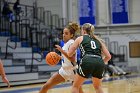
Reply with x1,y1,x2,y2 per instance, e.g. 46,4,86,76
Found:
2,76,10,88
55,45,62,52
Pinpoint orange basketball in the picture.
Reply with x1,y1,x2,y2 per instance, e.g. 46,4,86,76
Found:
45,52,61,66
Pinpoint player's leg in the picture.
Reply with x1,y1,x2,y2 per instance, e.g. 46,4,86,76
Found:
72,74,86,93
79,86,84,93
39,72,65,93
72,80,84,93
92,77,104,93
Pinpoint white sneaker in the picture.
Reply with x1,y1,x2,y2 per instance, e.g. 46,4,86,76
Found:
104,73,110,80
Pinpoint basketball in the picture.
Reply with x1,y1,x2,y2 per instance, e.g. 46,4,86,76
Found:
45,52,61,66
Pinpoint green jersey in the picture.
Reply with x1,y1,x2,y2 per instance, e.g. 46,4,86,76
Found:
79,35,102,58
77,35,105,79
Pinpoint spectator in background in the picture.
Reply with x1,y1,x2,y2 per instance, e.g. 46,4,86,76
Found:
0,59,10,87
2,1,14,22
107,52,128,76
13,0,22,15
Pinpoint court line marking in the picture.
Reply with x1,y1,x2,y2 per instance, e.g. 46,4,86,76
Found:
0,74,140,93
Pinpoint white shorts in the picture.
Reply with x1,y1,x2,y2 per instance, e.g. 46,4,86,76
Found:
59,67,76,82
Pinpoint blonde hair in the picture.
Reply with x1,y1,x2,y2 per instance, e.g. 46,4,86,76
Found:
82,23,94,37
82,23,107,51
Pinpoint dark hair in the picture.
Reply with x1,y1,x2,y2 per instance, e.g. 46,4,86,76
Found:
66,22,80,38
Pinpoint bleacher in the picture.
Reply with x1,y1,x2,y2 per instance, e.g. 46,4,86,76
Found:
0,0,138,87
102,37,138,73
0,1,63,87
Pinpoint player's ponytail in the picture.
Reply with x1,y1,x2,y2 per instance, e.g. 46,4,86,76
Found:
82,23,107,51
82,23,95,39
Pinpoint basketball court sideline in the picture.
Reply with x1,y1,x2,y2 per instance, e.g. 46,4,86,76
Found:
0,74,140,93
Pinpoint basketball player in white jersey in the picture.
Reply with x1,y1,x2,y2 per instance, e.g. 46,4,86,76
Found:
0,59,10,87
39,22,84,93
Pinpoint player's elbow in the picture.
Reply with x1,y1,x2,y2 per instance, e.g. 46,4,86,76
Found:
67,52,72,57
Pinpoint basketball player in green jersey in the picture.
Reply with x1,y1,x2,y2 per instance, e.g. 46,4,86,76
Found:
68,23,111,93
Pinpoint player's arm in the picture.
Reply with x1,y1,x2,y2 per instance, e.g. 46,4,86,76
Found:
55,45,76,62
94,35,111,64
100,42,111,64
0,60,6,78
68,36,82,57
0,60,10,87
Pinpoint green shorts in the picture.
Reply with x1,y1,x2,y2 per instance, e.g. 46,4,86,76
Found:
77,55,105,79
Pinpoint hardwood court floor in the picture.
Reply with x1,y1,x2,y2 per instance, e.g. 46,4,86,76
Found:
0,74,140,93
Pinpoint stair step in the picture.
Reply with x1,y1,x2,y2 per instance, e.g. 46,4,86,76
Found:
10,36,20,42
4,66,25,74
33,47,41,52
0,31,11,36
13,53,41,59
0,73,38,82
21,42,30,47
12,59,25,65
25,59,46,65
0,37,9,42
0,53,13,59
25,65,38,72
38,71,51,79
1,47,32,53
38,65,61,72
0,42,21,47
1,59,12,66
0,77,47,87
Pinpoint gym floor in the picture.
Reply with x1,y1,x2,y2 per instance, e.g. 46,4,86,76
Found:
0,74,140,93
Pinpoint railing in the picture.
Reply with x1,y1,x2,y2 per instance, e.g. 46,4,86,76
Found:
110,41,128,62
37,7,44,23
102,37,110,50
1,1,66,72
43,10,52,27
0,15,10,32
4,20,21,59
59,18,68,28
8,2,34,19
38,28,50,51
119,45,128,62
20,18,30,42
110,41,119,54
51,14,59,28
30,51,43,72
5,38,17,59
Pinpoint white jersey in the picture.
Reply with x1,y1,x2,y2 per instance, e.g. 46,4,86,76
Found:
62,39,77,68
59,39,78,81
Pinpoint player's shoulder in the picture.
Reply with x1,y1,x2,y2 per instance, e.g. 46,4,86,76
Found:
75,36,83,43
67,39,74,44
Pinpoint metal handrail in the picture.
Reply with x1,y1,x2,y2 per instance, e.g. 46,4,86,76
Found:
43,10,52,26
29,23,43,72
110,41,119,54
37,7,44,22
5,38,17,59
119,45,128,62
